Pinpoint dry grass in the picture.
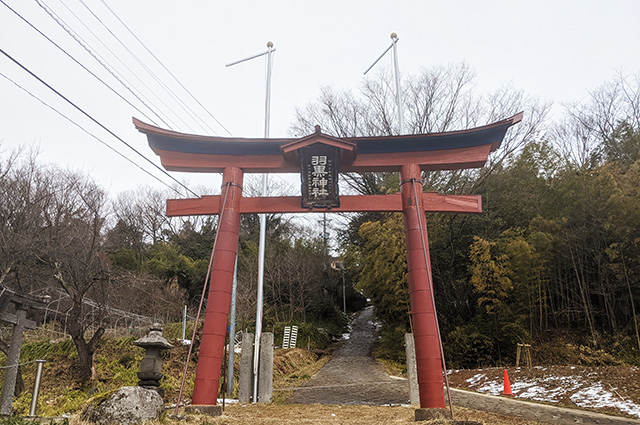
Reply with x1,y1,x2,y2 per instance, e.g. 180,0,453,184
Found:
67,403,545,425
271,349,330,403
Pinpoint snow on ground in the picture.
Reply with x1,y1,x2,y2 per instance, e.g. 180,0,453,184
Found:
570,384,640,418
451,365,640,419
342,323,353,340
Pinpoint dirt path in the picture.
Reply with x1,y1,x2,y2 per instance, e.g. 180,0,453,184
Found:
288,306,410,405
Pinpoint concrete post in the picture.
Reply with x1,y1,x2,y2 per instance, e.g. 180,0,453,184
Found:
0,306,27,415
404,333,420,405
238,332,254,402
258,332,273,403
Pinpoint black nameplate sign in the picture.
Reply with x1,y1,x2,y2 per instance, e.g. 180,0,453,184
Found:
300,145,339,208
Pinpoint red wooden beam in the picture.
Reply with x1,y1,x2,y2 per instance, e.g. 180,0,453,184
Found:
154,144,491,174
166,193,482,216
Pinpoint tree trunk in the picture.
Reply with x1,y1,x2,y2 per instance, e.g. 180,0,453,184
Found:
67,303,105,382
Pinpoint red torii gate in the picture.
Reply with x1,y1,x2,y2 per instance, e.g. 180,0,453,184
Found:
134,112,522,412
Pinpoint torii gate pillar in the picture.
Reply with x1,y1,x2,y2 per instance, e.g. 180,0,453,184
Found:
401,164,446,409
191,167,243,406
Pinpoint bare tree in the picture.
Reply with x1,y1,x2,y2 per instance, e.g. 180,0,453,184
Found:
558,71,640,168
39,171,111,381
0,147,54,291
291,63,550,195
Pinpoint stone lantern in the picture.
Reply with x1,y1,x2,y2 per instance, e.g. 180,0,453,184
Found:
134,323,173,396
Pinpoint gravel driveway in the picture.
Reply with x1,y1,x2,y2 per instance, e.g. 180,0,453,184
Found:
288,306,410,405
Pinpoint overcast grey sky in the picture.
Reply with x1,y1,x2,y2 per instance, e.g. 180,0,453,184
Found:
1,0,639,196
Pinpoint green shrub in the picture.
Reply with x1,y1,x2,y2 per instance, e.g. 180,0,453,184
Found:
374,324,407,363
444,324,495,368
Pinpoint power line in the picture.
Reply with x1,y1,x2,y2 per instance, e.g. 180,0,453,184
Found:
55,0,198,134
77,0,219,135
0,46,200,198
98,0,234,136
0,0,159,127
33,0,178,130
0,69,185,197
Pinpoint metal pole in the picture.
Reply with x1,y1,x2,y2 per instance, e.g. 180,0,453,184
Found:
182,305,187,341
390,33,404,134
253,41,274,403
227,257,239,395
226,41,275,403
342,272,347,315
363,33,404,135
28,360,46,417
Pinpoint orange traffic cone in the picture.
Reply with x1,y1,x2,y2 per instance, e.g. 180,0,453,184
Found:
502,369,513,396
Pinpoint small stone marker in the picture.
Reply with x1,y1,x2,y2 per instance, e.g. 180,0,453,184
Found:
404,333,419,405
238,332,254,402
258,332,274,403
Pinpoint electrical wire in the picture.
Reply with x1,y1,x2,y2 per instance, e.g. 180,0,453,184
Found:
0,0,159,127
0,70,185,197
33,0,177,130
98,0,234,136
53,0,197,133
0,46,199,198
77,0,218,136
0,359,45,370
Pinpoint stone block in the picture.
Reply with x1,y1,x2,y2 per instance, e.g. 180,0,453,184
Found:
185,405,222,416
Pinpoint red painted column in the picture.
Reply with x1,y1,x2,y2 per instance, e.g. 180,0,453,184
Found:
192,167,243,406
400,164,446,409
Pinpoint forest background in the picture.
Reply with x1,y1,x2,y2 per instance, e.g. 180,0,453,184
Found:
1,65,640,385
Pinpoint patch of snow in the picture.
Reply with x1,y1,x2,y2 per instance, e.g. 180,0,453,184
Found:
571,384,640,419
342,333,351,340
478,380,503,395
466,373,487,386
217,398,239,404
367,320,382,331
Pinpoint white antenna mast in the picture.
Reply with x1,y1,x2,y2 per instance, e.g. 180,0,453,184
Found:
226,41,275,403
364,32,404,134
